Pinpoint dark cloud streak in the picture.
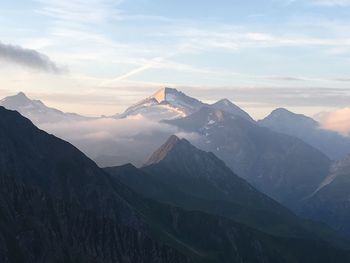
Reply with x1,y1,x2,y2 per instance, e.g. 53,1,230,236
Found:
186,87,350,108
0,41,66,74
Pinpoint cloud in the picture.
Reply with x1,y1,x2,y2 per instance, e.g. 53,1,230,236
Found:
39,115,199,167
0,42,65,74
36,0,123,24
312,0,350,6
333,78,350,82
180,86,350,108
318,108,350,135
259,76,306,81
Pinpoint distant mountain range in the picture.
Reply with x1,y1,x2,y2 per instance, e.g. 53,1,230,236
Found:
165,107,331,207
3,106,350,262
116,87,254,122
0,92,89,124
259,108,350,160
1,89,350,227
116,87,204,120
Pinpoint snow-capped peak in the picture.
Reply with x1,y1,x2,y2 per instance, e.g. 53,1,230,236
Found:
118,87,205,121
210,98,254,122
150,87,203,110
0,92,34,108
0,92,88,124
151,87,171,103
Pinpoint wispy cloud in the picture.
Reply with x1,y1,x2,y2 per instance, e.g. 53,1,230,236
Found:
318,107,350,135
183,86,350,108
312,0,350,6
39,115,198,166
166,27,350,52
0,41,66,74
259,75,307,81
332,78,350,82
36,0,123,24
103,56,172,83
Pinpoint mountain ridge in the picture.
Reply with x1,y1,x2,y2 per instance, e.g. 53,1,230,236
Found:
259,107,350,160
0,92,89,124
107,135,350,252
117,87,255,122
1,105,350,262
165,107,331,207
117,87,204,120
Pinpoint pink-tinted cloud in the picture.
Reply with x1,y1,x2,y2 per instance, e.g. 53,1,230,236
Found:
318,107,350,135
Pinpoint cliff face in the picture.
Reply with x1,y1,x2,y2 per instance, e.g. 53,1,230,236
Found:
0,106,191,263
0,175,191,263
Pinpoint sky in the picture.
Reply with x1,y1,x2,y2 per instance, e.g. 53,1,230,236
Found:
0,0,350,119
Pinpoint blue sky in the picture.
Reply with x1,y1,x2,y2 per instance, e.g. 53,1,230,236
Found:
0,0,350,118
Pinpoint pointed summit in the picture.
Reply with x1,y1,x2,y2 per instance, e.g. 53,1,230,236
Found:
118,87,205,121
259,108,319,134
261,108,318,125
144,133,231,179
211,98,254,122
143,134,286,214
144,135,189,166
0,92,88,124
16,91,27,97
117,87,257,122
144,133,243,181
0,91,34,108
270,107,293,116
151,87,175,103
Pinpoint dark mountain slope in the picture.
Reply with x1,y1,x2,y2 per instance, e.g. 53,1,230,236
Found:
302,156,350,236
2,106,350,263
143,135,289,214
106,165,350,263
0,175,191,263
0,106,194,262
0,106,135,224
123,197,350,263
106,136,349,249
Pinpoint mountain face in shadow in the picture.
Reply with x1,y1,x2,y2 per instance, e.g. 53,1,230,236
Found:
302,156,350,236
0,175,191,263
1,106,350,263
165,107,331,208
105,135,350,261
106,136,339,241
0,106,136,225
259,108,350,160
0,106,191,263
143,135,289,214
